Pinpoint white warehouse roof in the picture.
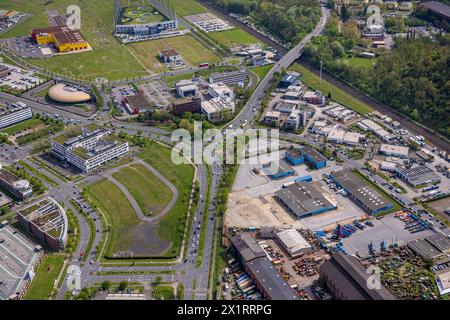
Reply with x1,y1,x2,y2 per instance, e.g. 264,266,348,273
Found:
276,229,311,257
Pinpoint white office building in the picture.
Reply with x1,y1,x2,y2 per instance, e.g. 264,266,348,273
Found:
0,102,32,130
208,82,234,101
51,125,129,173
201,97,235,123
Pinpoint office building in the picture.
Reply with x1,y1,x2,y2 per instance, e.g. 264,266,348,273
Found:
208,82,234,101
0,167,33,200
51,124,129,173
17,197,68,251
0,103,32,130
172,96,201,116
175,80,199,97
201,97,235,123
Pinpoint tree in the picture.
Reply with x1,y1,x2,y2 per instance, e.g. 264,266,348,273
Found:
101,281,111,291
118,281,128,292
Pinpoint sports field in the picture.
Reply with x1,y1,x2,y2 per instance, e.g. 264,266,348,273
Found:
121,3,166,25
289,63,374,114
208,29,261,48
112,164,172,217
23,253,65,300
127,34,220,72
0,0,147,81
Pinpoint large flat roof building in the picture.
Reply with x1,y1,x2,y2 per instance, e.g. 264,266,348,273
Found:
17,197,68,251
379,144,409,159
284,146,327,169
407,234,450,261
51,125,129,173
330,169,393,214
276,229,312,258
320,252,395,300
31,25,89,53
276,182,337,218
396,165,441,187
231,232,299,300
0,102,32,130
0,225,43,300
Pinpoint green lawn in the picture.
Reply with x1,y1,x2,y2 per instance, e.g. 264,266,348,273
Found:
127,35,220,73
251,65,273,82
171,0,209,16
1,118,45,135
113,164,172,217
23,253,65,300
0,0,147,81
138,141,194,255
162,73,194,88
289,63,374,114
86,179,140,256
208,29,261,48
346,57,375,69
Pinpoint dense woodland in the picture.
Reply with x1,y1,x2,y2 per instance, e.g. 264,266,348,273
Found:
206,0,321,44
303,14,450,139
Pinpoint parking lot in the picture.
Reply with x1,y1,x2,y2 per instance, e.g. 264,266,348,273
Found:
0,62,44,91
184,13,234,33
340,213,435,258
1,36,54,59
138,80,171,108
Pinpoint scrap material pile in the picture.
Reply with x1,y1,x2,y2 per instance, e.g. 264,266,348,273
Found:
293,256,323,277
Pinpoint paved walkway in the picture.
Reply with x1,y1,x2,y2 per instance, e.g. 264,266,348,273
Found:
100,159,178,223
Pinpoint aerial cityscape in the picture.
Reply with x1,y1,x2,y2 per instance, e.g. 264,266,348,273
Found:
0,0,449,306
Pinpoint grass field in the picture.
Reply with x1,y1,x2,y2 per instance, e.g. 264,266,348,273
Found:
1,118,45,135
112,164,172,217
0,0,147,81
250,64,273,82
139,141,194,256
208,29,261,48
127,35,220,73
171,0,208,16
153,285,175,300
346,57,375,69
87,179,149,256
162,72,194,87
289,63,374,114
23,253,65,300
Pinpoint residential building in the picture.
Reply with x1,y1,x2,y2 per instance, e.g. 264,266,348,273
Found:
278,72,300,89
320,252,395,300
302,90,326,106
0,103,32,130
263,110,281,126
17,197,68,251
51,125,129,173
284,110,301,131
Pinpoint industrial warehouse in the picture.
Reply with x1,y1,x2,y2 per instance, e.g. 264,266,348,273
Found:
31,25,90,54
319,252,395,300
16,197,68,251
230,233,299,300
329,169,393,214
276,182,337,218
